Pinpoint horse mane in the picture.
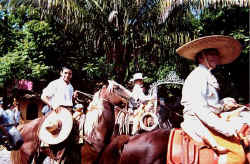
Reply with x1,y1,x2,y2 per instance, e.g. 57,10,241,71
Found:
84,90,105,137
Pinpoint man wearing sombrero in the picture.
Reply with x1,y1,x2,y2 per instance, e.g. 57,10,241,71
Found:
128,73,152,111
177,35,246,164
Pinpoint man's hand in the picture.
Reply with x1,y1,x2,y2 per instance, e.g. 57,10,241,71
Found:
221,97,239,111
54,107,61,113
73,90,79,99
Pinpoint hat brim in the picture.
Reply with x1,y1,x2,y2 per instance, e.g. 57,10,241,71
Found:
176,35,242,65
129,77,147,82
39,108,73,145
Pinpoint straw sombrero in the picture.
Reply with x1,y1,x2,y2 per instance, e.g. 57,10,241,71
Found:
176,35,242,65
129,73,147,82
38,108,73,145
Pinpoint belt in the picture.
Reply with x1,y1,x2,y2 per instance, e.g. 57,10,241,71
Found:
59,105,73,113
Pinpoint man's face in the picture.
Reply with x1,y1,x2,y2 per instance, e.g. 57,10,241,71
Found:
60,68,72,84
134,79,143,85
202,50,220,69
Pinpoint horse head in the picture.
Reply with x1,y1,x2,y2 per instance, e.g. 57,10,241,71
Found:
83,82,126,153
104,80,131,105
0,108,23,150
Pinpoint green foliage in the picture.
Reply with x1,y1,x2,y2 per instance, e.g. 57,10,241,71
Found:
191,5,249,103
0,3,248,102
0,7,59,84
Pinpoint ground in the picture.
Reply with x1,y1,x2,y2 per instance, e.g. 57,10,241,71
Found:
0,148,51,164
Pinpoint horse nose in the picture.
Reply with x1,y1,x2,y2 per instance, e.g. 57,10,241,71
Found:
13,138,23,150
8,127,23,150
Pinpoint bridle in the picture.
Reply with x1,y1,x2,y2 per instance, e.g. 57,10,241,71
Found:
0,123,18,150
0,113,20,150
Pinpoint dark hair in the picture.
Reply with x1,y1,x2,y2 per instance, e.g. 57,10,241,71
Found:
61,66,72,72
195,48,219,65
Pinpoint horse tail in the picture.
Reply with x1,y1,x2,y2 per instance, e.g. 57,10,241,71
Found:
10,150,25,164
100,135,129,164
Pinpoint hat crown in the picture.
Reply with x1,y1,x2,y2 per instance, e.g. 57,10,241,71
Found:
39,108,73,145
133,73,143,79
130,73,145,82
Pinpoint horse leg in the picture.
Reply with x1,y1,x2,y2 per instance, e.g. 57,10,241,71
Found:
31,152,47,164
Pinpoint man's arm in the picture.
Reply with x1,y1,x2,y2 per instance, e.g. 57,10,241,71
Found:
41,94,51,108
41,81,55,109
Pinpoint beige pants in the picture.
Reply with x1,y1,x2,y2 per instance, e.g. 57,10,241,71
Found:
181,116,218,147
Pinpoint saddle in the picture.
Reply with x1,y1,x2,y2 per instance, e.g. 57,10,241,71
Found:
166,128,218,164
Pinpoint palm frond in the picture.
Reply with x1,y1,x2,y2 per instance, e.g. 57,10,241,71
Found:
159,0,249,23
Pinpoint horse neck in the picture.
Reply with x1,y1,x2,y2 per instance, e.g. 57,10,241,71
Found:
19,117,43,145
84,96,115,152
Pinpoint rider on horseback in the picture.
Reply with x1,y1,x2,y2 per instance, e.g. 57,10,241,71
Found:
40,66,79,145
128,73,153,112
176,35,245,161
41,66,78,112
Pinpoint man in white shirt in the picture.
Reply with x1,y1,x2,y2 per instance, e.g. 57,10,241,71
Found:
176,35,243,157
41,66,77,112
128,73,152,111
40,66,79,146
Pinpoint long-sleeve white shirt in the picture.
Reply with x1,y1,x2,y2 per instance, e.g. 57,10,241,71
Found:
181,64,235,137
181,64,223,115
131,84,149,102
41,78,74,109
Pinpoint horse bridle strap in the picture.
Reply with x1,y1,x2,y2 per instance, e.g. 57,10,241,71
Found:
0,123,18,127
114,106,133,114
0,125,11,141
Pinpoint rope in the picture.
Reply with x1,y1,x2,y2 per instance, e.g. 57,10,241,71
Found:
76,91,93,99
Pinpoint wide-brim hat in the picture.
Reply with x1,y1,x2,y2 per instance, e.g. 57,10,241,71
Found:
129,73,147,82
176,35,242,65
38,108,73,145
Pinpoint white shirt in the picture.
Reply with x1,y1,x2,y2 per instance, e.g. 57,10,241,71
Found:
131,84,152,102
181,64,237,137
181,64,223,116
129,84,152,109
42,78,74,109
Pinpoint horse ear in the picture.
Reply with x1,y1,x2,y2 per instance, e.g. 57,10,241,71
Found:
102,79,109,86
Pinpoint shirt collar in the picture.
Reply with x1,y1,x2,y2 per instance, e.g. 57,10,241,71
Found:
59,77,70,85
198,64,210,72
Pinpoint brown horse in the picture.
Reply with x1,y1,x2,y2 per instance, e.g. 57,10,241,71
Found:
11,82,129,164
100,107,250,164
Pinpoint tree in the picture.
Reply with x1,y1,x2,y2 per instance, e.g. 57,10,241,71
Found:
0,7,60,88
193,5,249,103
0,0,248,102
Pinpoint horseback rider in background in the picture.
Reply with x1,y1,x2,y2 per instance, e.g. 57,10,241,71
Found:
128,73,154,112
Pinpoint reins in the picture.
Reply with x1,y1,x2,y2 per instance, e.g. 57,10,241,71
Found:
76,91,94,99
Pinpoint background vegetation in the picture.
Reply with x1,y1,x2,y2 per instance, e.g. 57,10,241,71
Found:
0,0,249,106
